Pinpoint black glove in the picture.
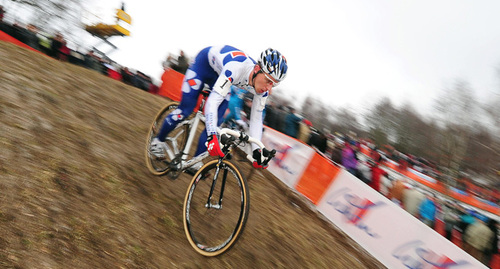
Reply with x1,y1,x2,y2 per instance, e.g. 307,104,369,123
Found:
252,149,268,169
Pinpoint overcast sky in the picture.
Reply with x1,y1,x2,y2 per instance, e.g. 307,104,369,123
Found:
81,0,500,116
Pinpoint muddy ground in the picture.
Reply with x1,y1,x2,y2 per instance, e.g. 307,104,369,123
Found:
0,41,385,268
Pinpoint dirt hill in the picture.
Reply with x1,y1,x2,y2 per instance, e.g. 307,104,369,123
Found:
0,41,385,269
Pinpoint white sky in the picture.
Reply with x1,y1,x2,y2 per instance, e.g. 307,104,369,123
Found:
81,0,500,116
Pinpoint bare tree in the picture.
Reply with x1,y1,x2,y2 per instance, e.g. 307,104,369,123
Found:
392,104,430,155
300,95,337,133
5,0,90,46
300,95,315,120
464,127,497,174
331,107,363,137
433,80,479,178
363,97,398,147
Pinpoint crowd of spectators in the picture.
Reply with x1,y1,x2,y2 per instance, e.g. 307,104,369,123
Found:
163,50,189,75
376,144,500,207
264,103,329,154
261,100,500,266
333,133,500,267
0,12,159,94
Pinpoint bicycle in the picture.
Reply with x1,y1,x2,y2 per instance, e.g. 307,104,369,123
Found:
183,127,275,256
145,92,275,256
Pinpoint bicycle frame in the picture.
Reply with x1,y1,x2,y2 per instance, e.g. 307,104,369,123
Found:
161,95,211,174
165,109,208,168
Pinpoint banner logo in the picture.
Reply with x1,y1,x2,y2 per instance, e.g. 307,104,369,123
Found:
267,143,299,175
326,187,385,237
392,240,469,268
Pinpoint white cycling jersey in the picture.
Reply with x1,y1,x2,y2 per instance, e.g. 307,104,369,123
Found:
204,45,268,150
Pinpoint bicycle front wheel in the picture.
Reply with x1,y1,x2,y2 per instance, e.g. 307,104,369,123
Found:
183,159,249,256
145,102,189,176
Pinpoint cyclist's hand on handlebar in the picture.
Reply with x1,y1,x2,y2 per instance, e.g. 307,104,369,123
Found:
252,149,269,169
207,134,225,157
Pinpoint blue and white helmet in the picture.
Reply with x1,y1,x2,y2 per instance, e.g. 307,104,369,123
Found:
259,48,288,82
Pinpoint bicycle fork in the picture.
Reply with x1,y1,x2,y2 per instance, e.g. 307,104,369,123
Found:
205,161,228,209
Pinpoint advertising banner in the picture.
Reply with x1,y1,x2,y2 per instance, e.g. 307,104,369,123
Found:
316,171,487,269
262,127,315,188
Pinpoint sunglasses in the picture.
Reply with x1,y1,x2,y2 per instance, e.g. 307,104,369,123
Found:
262,71,279,87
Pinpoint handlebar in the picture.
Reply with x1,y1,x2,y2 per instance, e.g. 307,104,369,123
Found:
217,128,276,165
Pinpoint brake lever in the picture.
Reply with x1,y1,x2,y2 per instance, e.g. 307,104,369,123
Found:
220,134,236,152
262,149,276,166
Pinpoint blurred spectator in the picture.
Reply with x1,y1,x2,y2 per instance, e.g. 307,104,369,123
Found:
11,22,25,41
484,219,499,266
402,187,426,217
463,215,494,265
120,66,135,85
357,160,372,185
284,106,301,138
37,32,52,55
264,100,279,129
175,50,189,74
164,50,189,74
162,53,177,70
398,154,409,172
371,147,382,164
298,119,312,143
308,129,328,153
275,105,288,132
50,32,70,61
368,160,388,193
418,193,437,228
342,140,358,176
135,71,153,91
105,63,122,81
456,208,476,242
442,201,459,240
22,24,40,50
148,82,159,95
0,5,5,22
68,50,86,66
330,139,343,165
379,171,393,197
84,50,103,73
389,179,406,207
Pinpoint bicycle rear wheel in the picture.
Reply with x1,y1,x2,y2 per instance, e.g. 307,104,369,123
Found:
183,159,249,256
145,102,189,176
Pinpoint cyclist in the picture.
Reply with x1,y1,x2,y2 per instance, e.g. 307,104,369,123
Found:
150,45,288,170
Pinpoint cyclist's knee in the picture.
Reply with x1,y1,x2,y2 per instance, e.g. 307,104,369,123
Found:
167,108,187,124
